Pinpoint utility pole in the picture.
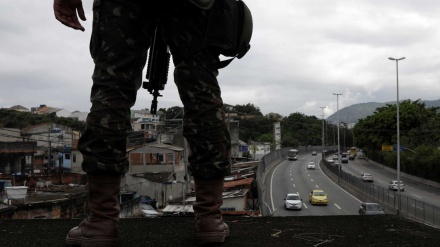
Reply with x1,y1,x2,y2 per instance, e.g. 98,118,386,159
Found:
333,93,342,184
389,56,405,215
319,107,326,156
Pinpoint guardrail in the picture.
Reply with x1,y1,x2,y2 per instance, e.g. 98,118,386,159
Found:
256,147,290,216
323,160,440,227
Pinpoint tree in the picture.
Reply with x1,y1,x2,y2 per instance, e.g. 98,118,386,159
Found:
354,100,440,150
159,106,183,119
281,132,299,148
232,103,262,116
266,112,283,120
249,143,259,160
239,116,274,143
353,99,440,182
258,133,273,143
281,112,322,147
0,109,86,131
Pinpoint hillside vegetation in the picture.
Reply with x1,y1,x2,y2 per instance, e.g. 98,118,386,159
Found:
353,100,440,182
0,108,86,131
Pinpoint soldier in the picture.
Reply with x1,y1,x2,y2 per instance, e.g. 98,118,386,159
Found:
54,0,232,246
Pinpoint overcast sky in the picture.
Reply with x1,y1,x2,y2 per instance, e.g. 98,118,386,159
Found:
1,0,440,119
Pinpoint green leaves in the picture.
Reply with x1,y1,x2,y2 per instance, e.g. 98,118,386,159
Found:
353,100,440,182
0,109,86,130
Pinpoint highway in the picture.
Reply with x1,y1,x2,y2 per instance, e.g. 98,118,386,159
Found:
339,157,440,214
265,153,361,216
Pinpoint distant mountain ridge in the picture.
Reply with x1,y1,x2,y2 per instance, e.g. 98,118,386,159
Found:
326,99,440,124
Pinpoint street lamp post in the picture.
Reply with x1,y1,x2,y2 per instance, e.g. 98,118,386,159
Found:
389,56,405,215
319,107,326,156
333,93,342,184
340,122,347,151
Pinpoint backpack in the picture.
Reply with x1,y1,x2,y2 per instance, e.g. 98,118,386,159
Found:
206,0,253,68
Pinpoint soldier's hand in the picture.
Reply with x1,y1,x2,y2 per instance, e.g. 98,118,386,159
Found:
54,0,86,31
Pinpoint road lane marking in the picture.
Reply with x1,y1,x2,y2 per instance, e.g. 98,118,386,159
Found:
334,203,341,209
318,158,362,203
411,194,422,199
303,203,308,209
263,201,273,215
311,179,314,182
315,185,319,188
270,160,283,212
411,204,424,210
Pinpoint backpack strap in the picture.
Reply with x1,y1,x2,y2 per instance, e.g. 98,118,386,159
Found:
217,58,234,69
188,0,216,10
217,42,251,69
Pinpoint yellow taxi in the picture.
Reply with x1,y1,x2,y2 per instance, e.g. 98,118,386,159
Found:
309,189,328,205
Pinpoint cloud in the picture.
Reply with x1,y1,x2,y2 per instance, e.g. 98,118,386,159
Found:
1,0,439,120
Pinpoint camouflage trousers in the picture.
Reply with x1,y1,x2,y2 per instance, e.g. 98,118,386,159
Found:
78,0,231,178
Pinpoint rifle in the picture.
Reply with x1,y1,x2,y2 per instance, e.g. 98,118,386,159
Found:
143,26,171,114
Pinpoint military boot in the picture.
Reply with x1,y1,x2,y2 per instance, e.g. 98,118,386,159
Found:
193,176,229,245
66,174,121,247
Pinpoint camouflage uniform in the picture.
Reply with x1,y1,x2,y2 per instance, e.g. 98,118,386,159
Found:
79,0,231,179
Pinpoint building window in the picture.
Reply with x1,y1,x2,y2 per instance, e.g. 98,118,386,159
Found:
168,154,174,164
73,154,76,163
158,154,164,163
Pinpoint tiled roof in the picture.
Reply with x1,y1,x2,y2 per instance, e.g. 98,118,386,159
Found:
224,177,254,189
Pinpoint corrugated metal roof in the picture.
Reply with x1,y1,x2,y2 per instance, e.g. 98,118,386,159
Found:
162,204,194,214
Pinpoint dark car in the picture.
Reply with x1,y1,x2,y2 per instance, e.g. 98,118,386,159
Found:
359,202,385,215
141,196,158,209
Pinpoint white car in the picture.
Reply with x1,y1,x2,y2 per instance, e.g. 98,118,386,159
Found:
284,193,302,210
361,173,374,182
389,180,404,191
307,162,316,169
140,204,161,217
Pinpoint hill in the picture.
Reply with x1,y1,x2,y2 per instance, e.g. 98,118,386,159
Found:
327,99,440,124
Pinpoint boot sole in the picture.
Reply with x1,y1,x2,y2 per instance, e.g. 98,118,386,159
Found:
196,229,229,245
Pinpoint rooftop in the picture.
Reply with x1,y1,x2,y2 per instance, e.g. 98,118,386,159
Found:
1,214,438,246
